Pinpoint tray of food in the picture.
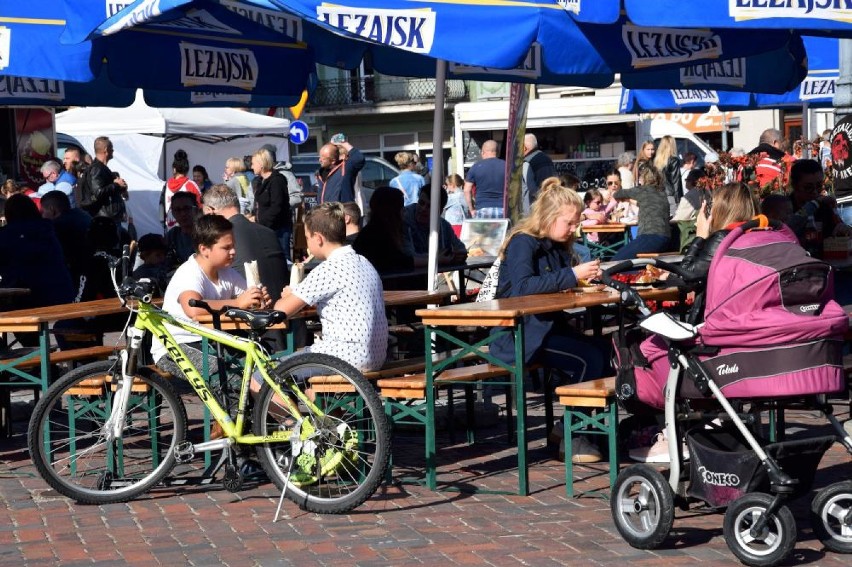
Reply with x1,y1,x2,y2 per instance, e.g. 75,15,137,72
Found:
610,265,664,286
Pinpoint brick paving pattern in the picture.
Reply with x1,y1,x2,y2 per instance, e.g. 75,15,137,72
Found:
1,388,850,566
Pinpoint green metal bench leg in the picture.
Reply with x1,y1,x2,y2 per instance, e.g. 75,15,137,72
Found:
563,399,618,498
607,401,619,491
564,408,575,497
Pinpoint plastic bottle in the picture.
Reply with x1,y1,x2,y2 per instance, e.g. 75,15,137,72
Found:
804,213,823,257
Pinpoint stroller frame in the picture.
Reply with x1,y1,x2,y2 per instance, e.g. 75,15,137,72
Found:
603,245,852,567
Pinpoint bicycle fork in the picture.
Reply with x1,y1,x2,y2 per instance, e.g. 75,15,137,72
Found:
103,328,144,442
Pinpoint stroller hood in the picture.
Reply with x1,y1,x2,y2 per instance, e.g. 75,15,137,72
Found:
702,223,849,346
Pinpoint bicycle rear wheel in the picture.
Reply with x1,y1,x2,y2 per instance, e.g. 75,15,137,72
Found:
28,360,187,504
253,352,390,514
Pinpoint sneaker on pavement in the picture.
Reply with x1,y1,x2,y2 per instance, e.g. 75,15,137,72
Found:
629,430,690,463
843,420,852,438
560,436,603,463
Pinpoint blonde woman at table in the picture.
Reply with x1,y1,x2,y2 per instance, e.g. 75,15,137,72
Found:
489,177,610,462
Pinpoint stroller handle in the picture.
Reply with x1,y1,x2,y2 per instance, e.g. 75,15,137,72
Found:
601,258,695,282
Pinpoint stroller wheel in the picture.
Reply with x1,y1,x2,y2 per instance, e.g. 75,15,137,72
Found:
610,464,674,549
723,493,796,567
811,480,852,553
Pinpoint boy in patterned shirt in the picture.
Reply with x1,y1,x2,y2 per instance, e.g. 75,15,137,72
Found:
274,202,388,371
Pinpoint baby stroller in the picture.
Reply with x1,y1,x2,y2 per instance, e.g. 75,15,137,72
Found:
602,218,852,567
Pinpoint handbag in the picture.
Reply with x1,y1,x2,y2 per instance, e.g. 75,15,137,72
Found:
475,259,502,302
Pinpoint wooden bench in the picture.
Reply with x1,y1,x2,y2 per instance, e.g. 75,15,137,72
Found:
377,362,513,485
0,345,116,372
307,348,489,393
555,376,618,497
0,345,118,436
377,363,510,399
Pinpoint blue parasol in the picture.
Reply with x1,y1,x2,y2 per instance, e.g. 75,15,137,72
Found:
569,0,852,36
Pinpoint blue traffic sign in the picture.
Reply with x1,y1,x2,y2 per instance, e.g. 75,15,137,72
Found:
289,120,309,145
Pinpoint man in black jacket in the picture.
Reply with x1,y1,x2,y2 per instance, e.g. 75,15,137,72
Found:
79,136,128,223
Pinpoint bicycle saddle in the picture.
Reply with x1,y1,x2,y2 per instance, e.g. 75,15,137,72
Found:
224,308,287,332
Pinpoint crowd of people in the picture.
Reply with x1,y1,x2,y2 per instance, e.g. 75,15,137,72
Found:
2,125,850,464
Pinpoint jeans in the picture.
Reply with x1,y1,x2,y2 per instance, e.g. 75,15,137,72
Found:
536,331,609,384
838,203,852,227
572,242,592,263
276,230,292,261
612,234,671,260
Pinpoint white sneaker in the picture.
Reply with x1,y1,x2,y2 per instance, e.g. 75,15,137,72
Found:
843,420,852,438
560,436,603,463
629,430,690,463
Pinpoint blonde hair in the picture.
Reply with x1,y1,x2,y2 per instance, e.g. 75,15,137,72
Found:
653,135,677,171
252,148,274,172
498,176,583,259
2,179,20,197
709,183,758,233
226,157,246,173
394,151,414,168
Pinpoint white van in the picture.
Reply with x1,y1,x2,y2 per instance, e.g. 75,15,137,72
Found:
453,93,719,190
640,117,719,167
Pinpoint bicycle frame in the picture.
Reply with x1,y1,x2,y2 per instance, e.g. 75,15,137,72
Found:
116,300,322,448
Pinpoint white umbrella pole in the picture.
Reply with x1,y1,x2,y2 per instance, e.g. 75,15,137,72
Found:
427,59,447,292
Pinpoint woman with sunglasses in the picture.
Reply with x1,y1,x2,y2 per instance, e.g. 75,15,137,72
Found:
603,170,637,225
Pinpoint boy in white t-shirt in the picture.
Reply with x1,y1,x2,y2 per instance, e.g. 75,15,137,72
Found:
153,214,270,379
275,202,387,372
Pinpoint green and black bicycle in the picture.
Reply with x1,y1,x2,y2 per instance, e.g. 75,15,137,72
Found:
28,253,390,514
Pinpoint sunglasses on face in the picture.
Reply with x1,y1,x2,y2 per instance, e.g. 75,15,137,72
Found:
606,181,619,186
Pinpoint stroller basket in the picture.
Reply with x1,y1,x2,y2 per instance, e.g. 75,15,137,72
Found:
687,425,835,508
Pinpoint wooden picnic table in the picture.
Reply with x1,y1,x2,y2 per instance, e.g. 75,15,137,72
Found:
379,257,496,299
581,223,631,260
0,297,159,438
414,286,680,495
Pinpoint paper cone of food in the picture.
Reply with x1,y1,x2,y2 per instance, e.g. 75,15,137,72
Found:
289,254,313,287
244,261,260,288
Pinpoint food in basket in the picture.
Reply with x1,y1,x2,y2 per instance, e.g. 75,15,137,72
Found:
468,247,486,257
634,265,663,284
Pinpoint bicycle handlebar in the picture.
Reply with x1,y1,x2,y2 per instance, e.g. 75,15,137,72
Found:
187,298,234,315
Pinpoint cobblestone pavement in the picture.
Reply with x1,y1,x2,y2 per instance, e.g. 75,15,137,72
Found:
1,389,851,566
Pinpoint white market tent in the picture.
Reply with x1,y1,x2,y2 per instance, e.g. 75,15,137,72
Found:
56,91,290,237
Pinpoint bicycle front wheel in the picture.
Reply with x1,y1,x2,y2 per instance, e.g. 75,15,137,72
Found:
28,360,187,504
253,352,390,514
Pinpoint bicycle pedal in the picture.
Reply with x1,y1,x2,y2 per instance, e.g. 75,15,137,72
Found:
222,464,244,492
174,441,195,463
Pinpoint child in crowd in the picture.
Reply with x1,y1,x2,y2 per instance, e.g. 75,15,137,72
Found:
581,189,607,242
132,233,169,296
193,165,213,194
442,173,469,236
152,214,269,382
166,191,199,270
274,202,388,372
